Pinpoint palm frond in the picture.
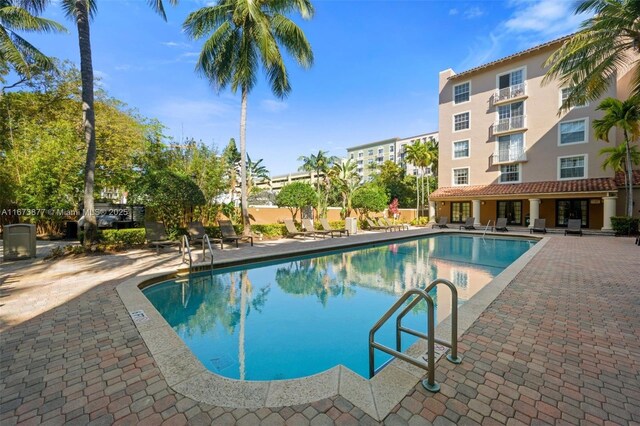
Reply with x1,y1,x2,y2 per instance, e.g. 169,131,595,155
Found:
271,14,313,68
1,6,66,32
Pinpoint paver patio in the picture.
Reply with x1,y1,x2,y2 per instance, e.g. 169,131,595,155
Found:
1,233,639,425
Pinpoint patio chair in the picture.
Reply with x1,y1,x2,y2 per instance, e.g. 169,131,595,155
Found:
380,217,409,231
564,219,583,236
431,216,449,229
283,219,316,239
188,221,223,249
319,218,349,237
218,219,254,247
302,219,334,238
145,222,176,254
493,218,509,232
376,218,401,231
459,217,476,230
530,218,547,234
366,217,391,232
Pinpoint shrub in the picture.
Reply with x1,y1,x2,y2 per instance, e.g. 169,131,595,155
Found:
275,182,317,221
251,224,287,238
99,228,146,245
410,217,430,226
352,185,388,217
610,216,639,235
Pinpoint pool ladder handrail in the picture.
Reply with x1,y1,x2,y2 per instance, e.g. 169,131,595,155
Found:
482,220,492,238
181,234,215,270
368,278,462,393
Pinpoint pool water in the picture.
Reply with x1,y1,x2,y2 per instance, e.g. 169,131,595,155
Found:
143,234,535,380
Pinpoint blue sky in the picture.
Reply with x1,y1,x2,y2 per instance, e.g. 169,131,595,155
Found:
26,0,587,176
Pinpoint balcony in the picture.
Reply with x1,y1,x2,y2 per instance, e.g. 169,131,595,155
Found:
492,148,527,164
492,115,526,135
493,82,527,105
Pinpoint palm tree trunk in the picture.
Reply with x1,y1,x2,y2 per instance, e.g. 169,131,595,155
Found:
76,0,97,246
416,173,420,219
624,130,634,217
240,86,251,236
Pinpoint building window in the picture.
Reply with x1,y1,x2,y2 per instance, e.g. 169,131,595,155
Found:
390,154,395,161
453,112,470,131
497,133,525,162
368,149,374,156
357,160,363,165
559,155,587,179
452,269,468,289
561,87,588,108
453,140,469,159
451,202,471,223
358,151,363,158
556,199,588,227
389,144,394,152
367,159,373,164
378,148,384,155
497,68,524,90
452,168,469,185
453,82,470,104
350,153,354,159
500,164,520,183
559,118,588,145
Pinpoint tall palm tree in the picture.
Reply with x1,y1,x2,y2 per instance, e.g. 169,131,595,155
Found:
34,0,177,245
184,0,314,236
600,142,640,212
544,0,640,110
0,0,65,89
298,150,338,217
246,154,269,195
593,96,640,216
405,140,431,218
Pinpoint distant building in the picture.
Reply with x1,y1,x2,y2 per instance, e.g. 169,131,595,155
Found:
254,171,323,192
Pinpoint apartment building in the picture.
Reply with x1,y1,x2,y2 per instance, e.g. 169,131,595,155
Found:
254,171,319,192
346,132,438,181
431,36,639,230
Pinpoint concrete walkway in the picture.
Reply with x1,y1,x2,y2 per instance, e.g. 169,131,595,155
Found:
1,233,639,425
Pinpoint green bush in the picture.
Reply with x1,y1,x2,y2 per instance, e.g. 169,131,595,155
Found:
252,224,287,238
99,228,146,245
410,217,430,226
610,216,639,235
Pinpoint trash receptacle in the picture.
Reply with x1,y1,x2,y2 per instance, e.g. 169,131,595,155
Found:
65,221,78,240
345,217,358,235
3,224,37,260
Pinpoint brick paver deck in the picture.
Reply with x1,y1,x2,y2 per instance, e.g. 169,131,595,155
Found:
1,235,639,425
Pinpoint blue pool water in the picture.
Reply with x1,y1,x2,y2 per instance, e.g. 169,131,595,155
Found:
143,234,535,380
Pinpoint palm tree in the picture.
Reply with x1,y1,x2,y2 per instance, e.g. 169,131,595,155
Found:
34,0,176,245
405,140,431,218
298,150,338,217
329,158,360,219
0,0,65,89
246,154,269,195
184,0,314,236
593,96,640,216
600,142,640,211
544,0,640,110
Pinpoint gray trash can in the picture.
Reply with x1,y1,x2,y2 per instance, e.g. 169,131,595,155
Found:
3,224,37,260
345,217,358,235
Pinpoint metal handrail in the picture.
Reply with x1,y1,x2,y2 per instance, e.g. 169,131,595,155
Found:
396,279,462,366
482,220,492,238
202,234,215,266
181,235,193,268
369,288,440,392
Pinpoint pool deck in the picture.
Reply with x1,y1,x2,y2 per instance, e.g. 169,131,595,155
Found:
1,229,639,425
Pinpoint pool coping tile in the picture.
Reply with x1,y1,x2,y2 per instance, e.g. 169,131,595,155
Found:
116,230,547,420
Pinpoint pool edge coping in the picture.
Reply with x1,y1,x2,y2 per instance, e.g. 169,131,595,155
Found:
116,230,549,421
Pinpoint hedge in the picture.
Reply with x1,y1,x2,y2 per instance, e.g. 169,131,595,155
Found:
99,228,146,245
610,216,640,236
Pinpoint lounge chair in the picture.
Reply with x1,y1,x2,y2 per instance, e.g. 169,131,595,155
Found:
431,217,449,229
493,218,509,232
564,219,583,236
366,217,391,232
319,218,349,237
380,217,408,231
302,219,334,238
284,219,316,239
459,217,476,230
188,221,223,249
145,222,176,254
218,219,254,247
530,219,547,234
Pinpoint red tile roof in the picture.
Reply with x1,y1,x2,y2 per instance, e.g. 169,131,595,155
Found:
431,178,618,199
614,170,640,187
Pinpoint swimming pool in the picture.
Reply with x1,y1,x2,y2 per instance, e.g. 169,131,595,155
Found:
143,234,536,380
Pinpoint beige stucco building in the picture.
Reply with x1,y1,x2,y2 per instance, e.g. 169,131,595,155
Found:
431,36,639,230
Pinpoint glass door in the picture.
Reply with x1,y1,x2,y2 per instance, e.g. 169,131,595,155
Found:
497,200,522,225
556,200,588,227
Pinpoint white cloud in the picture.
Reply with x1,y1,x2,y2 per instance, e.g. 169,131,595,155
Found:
260,99,288,113
456,0,590,73
464,6,484,19
161,41,192,49
449,8,459,15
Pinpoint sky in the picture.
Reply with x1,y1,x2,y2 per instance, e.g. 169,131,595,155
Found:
24,0,587,176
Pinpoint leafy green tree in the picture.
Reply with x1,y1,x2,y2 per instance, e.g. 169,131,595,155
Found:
298,150,339,218
351,185,388,219
593,96,640,216
275,182,316,222
222,138,241,199
370,160,414,208
184,0,314,236
130,169,205,230
544,0,640,109
0,0,65,86
35,0,177,245
329,158,360,218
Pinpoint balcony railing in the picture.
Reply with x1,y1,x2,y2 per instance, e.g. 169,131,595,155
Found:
494,82,526,104
493,115,526,134
492,148,527,164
